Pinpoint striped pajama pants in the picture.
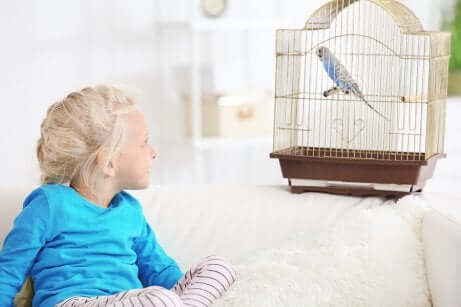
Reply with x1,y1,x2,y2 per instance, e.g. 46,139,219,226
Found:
55,256,236,307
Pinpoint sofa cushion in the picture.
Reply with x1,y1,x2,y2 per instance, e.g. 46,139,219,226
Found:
422,192,461,307
14,278,33,307
132,185,382,268
213,195,431,307
131,185,431,307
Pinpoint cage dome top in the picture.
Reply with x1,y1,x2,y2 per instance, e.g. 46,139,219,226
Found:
305,0,423,34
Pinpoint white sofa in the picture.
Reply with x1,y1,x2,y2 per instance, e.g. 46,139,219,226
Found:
2,185,461,307
132,185,461,307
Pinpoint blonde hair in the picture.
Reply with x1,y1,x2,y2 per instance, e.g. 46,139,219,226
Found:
37,85,138,194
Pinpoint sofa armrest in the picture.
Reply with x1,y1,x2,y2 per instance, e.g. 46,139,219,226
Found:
422,193,461,307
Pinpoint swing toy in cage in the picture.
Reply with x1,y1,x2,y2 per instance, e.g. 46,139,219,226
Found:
269,0,451,197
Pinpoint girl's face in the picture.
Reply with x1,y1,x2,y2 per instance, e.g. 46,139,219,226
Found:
115,110,156,190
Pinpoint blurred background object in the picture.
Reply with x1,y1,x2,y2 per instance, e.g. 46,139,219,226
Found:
0,0,459,192
443,0,461,95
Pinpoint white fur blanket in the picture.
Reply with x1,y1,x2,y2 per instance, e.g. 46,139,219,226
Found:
214,195,431,307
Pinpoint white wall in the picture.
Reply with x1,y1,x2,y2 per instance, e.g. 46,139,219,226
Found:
0,0,167,190
0,0,458,196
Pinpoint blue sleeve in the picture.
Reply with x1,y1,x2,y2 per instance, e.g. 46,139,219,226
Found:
0,189,52,306
133,216,183,289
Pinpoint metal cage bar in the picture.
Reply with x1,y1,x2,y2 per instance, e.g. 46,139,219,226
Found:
272,0,450,162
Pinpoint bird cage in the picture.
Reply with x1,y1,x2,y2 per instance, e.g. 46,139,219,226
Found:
269,0,451,197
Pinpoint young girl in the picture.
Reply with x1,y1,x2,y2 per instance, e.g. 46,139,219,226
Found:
0,86,236,307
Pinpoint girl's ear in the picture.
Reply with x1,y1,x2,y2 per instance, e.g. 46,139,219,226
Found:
103,160,116,178
96,149,116,178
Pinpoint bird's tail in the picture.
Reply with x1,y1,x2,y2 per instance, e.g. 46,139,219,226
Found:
360,96,390,122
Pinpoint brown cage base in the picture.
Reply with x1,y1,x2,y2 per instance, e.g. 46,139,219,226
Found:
270,147,445,198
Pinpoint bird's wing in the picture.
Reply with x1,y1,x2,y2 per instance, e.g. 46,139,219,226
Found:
333,61,354,84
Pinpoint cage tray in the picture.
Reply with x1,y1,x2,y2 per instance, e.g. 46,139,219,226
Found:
270,147,444,197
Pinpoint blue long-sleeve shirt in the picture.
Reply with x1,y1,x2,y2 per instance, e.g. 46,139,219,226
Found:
0,184,183,307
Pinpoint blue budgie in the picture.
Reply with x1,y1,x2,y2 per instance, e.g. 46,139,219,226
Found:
316,46,389,122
